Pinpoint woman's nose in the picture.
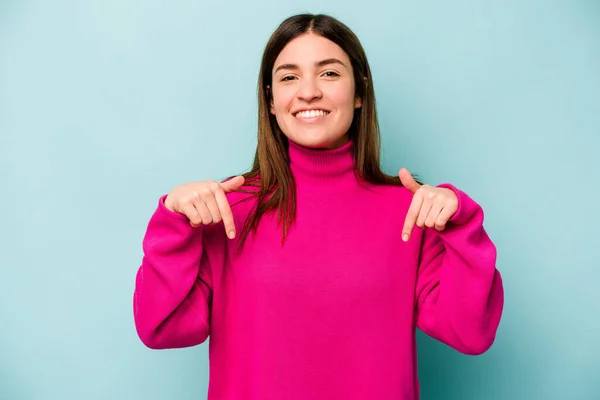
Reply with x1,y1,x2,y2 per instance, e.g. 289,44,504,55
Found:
296,79,322,102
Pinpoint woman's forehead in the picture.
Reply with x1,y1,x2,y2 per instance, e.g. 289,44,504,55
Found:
274,34,350,69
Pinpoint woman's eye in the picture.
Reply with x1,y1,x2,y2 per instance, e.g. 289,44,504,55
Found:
281,76,296,81
323,71,340,77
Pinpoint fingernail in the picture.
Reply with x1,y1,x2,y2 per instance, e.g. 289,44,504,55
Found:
228,231,236,239
402,234,409,242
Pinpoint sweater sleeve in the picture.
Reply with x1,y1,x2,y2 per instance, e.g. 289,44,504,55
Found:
414,184,504,355
133,195,213,349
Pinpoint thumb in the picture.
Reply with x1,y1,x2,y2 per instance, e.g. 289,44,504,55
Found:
220,175,245,193
399,168,420,194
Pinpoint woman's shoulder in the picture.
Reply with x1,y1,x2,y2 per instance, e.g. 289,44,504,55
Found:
223,174,262,210
352,181,414,219
361,180,413,203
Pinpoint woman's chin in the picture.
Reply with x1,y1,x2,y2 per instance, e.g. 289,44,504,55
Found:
287,134,349,150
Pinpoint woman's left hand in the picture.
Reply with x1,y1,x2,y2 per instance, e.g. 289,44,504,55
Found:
399,168,458,242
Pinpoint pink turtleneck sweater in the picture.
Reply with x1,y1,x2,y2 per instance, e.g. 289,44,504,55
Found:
133,139,504,400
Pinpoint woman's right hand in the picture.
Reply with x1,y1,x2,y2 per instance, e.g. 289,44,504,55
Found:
164,175,245,239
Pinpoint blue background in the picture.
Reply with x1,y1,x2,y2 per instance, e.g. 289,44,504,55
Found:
1,0,599,399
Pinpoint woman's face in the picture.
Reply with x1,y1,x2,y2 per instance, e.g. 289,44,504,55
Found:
270,33,362,149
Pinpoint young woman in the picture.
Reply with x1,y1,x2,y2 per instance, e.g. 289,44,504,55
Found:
133,13,504,400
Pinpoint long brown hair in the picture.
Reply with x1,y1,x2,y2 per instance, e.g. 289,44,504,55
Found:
232,13,418,249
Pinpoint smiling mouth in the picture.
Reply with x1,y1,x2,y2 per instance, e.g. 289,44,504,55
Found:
294,109,330,118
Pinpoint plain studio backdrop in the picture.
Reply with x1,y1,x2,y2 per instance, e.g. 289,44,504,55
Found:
1,0,599,399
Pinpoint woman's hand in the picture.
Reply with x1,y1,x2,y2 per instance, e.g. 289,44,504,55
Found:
164,176,245,239
399,168,458,242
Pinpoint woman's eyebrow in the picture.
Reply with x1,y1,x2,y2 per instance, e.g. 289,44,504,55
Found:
316,58,346,69
274,58,347,74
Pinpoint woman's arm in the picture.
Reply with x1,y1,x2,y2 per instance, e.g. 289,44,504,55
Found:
414,185,504,355
133,195,213,349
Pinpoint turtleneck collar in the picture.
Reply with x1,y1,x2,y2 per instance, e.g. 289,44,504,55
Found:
287,138,358,188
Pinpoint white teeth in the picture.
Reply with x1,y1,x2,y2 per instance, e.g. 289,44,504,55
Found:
295,110,329,118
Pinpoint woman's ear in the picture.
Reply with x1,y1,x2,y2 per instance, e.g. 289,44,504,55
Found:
355,77,367,108
267,85,275,114
354,97,362,109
